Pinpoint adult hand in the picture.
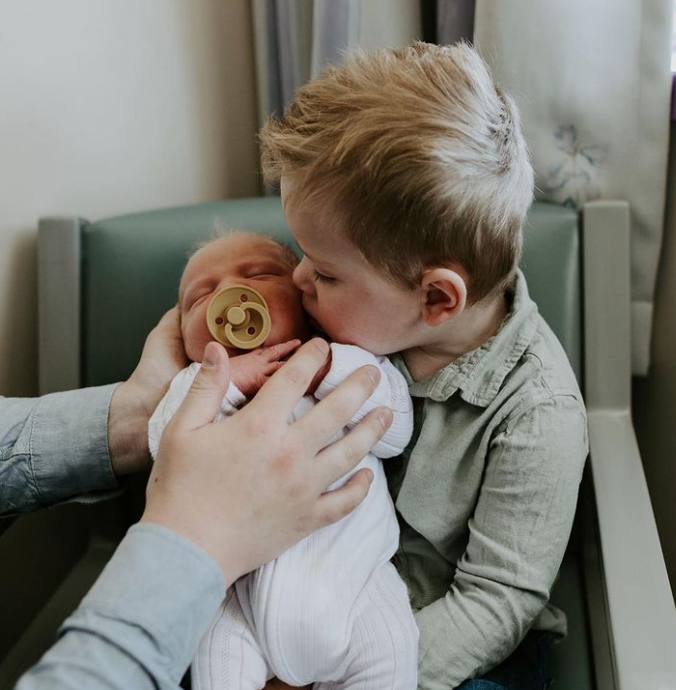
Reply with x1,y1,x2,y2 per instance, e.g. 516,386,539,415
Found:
108,307,188,476
141,338,392,585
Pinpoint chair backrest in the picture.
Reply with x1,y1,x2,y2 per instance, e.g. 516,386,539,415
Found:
38,197,580,390
76,197,581,387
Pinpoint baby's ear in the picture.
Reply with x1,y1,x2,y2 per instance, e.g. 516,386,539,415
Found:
420,268,467,327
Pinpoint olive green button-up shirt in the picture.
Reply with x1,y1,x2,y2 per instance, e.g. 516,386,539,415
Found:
387,271,588,690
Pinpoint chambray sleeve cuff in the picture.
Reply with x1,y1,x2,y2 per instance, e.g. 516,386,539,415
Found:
0,384,121,515
59,523,226,684
30,384,120,504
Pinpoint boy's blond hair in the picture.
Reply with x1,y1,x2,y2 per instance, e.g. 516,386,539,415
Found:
260,41,534,304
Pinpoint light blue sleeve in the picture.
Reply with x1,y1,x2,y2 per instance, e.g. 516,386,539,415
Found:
15,523,226,690
0,385,122,516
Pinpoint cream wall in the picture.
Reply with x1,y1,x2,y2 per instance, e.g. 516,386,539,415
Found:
0,0,259,396
634,122,676,591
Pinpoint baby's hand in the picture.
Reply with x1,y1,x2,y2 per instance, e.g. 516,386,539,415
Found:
230,339,302,398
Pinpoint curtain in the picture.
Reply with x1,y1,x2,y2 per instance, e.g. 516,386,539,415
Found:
252,0,422,127
436,0,475,46
473,0,673,375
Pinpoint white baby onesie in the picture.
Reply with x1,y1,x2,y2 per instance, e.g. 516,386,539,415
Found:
148,343,419,690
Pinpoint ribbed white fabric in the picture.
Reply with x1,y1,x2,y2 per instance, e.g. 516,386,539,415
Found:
149,344,418,689
195,562,418,690
312,563,419,690
191,588,274,690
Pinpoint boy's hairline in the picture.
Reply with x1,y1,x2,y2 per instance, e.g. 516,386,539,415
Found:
281,176,501,298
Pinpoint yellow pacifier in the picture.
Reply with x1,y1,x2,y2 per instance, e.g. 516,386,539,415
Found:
206,285,272,349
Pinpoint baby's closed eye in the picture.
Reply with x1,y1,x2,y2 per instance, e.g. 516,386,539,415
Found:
186,292,212,310
249,272,282,280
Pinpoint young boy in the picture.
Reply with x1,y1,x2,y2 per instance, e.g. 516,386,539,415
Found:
259,41,588,690
148,231,419,689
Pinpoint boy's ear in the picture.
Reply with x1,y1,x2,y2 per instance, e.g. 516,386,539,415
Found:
420,268,467,327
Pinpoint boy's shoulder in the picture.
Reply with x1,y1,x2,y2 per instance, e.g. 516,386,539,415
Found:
408,271,584,419
501,305,584,418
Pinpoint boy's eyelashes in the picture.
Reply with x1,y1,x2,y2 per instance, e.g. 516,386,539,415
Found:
312,269,336,284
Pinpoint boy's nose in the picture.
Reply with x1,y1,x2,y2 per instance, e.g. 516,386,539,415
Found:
292,256,316,296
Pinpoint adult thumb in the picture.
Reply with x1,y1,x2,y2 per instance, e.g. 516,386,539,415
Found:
172,341,231,431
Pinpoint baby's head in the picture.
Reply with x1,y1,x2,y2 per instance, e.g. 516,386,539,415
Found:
260,42,534,354
179,230,311,362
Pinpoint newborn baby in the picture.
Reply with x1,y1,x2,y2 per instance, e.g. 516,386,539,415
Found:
148,230,418,690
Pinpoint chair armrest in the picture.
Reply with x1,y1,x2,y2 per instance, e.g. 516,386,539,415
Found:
583,200,676,688
588,410,676,690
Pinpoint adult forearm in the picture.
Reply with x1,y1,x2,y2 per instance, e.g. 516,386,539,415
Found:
16,524,226,690
0,386,121,515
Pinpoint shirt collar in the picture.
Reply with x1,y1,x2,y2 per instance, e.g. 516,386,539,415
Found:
393,271,539,407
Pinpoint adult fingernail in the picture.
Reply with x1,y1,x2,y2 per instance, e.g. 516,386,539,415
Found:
313,338,329,355
379,408,393,428
366,366,381,385
203,342,218,368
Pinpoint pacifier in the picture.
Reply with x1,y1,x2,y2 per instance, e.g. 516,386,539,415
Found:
206,285,272,349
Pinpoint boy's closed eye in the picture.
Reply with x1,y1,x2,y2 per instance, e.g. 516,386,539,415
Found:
312,269,336,283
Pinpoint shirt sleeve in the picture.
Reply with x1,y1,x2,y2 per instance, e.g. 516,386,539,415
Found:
415,393,588,690
0,385,122,516
15,523,226,690
314,343,414,458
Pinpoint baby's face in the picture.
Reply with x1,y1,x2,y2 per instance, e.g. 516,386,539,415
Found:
179,233,311,362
